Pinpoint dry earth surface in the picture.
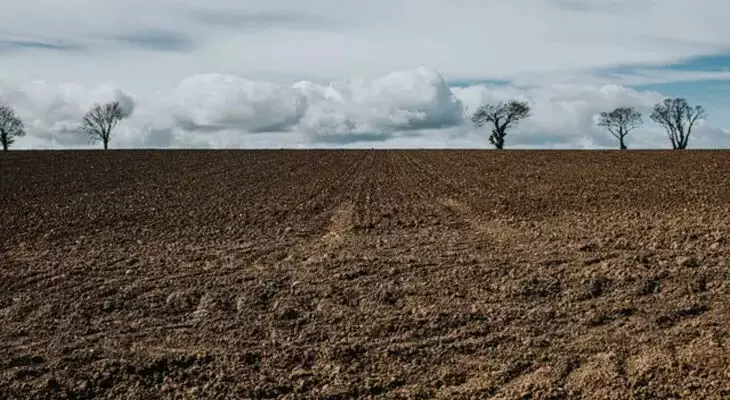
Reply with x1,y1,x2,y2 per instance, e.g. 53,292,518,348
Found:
1,150,729,399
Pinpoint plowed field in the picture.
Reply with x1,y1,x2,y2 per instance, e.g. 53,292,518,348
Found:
1,150,729,399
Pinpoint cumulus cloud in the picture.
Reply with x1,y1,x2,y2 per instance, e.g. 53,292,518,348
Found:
295,67,463,143
1,67,727,150
164,74,308,133
106,67,465,147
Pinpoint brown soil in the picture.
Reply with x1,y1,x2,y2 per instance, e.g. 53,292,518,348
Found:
1,150,729,399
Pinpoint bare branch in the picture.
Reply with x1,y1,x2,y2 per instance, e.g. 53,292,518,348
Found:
684,104,706,148
81,101,130,150
597,106,642,150
0,104,26,151
650,98,706,150
471,100,531,149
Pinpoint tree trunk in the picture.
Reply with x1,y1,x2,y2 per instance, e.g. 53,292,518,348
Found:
103,139,108,150
674,135,686,149
668,132,678,149
490,131,505,150
619,136,627,150
679,136,690,150
1,140,7,151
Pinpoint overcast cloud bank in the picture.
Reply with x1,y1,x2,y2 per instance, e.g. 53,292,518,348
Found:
2,67,729,149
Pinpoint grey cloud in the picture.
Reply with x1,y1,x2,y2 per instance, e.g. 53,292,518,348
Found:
553,0,614,12
32,121,89,147
107,30,196,52
172,119,303,135
162,73,310,137
553,0,652,14
173,117,304,135
0,39,84,53
141,128,176,148
175,119,225,134
313,132,394,145
172,104,307,135
190,10,339,31
249,118,306,133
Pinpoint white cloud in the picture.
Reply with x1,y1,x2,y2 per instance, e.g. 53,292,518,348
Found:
2,67,728,150
165,74,308,133
295,67,463,143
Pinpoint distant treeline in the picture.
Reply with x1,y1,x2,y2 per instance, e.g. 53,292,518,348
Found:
471,97,705,150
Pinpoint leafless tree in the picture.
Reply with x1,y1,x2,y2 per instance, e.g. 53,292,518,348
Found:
471,100,531,149
82,101,130,150
597,106,642,150
650,98,706,150
0,104,25,152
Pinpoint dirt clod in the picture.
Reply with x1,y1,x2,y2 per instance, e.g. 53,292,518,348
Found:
676,256,698,268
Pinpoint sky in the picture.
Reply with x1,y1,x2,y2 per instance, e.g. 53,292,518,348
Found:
1,0,730,149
